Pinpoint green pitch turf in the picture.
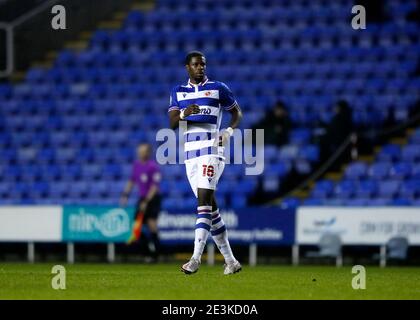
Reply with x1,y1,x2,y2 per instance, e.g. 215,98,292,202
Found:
0,263,419,300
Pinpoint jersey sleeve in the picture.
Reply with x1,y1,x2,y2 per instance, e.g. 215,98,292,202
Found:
168,87,179,112
219,82,238,111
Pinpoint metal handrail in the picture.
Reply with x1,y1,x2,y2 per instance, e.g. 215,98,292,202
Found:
0,0,60,77
271,109,420,206
9,0,60,28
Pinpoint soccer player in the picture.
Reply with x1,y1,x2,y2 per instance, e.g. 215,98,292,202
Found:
120,143,161,262
168,51,243,275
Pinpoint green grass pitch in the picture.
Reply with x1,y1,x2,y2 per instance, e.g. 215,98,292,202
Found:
0,263,419,299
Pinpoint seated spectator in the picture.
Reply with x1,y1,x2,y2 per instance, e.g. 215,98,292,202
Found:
252,101,291,146
319,100,353,163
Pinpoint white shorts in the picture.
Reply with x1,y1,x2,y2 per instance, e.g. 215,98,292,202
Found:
185,154,225,198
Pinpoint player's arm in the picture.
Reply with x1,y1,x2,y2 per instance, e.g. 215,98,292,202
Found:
220,82,243,131
144,184,158,202
227,104,243,130
169,104,201,129
218,81,243,145
120,180,133,207
139,184,158,212
218,105,243,146
140,171,161,211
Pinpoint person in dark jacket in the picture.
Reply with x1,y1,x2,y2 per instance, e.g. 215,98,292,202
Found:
253,101,291,146
319,100,353,163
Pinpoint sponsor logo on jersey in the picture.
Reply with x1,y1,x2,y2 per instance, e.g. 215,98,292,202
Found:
198,108,211,115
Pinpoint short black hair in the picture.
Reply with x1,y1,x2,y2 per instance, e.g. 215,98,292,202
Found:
336,99,351,114
185,51,205,65
336,99,349,108
275,100,286,109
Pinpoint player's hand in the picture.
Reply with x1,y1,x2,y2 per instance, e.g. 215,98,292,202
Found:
139,200,148,213
120,195,128,207
219,131,230,146
214,128,233,147
184,104,200,117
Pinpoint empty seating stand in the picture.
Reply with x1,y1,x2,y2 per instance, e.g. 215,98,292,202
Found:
0,0,419,210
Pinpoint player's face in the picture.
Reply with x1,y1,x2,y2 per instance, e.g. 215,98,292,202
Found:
186,56,206,83
137,145,150,161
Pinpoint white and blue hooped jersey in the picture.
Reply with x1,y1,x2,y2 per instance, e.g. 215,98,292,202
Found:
168,78,239,161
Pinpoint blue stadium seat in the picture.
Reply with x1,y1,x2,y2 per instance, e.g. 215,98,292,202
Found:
355,180,378,198
399,180,420,199
391,198,411,206
278,145,299,161
368,162,391,180
264,145,279,163
378,180,401,198
377,144,401,162
267,162,290,177
290,129,311,145
401,145,420,162
344,198,369,206
262,175,279,192
294,160,311,175
311,180,335,199
409,129,420,144
368,198,391,206
298,145,319,162
344,162,368,180
301,198,323,206
412,164,420,179
280,197,300,209
334,180,356,199
390,162,412,179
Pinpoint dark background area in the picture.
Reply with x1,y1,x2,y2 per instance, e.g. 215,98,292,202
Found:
0,0,132,77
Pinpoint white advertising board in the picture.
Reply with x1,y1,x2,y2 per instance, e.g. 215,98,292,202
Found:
0,206,62,241
297,207,420,245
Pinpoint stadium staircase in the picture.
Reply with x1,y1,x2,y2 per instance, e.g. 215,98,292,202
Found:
284,123,420,207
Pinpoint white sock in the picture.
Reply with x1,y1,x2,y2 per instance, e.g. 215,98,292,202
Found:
211,209,236,264
192,205,212,261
